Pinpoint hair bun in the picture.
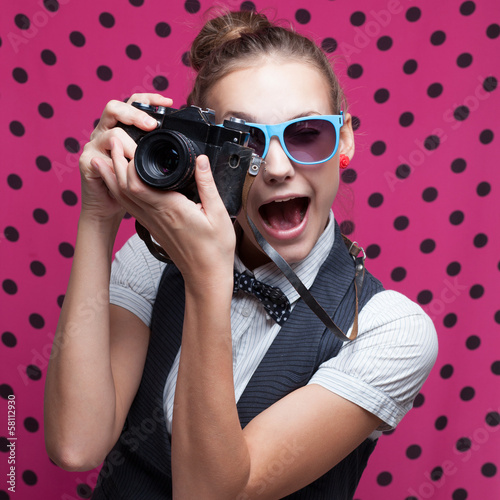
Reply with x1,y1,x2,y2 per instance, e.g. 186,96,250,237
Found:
189,10,273,72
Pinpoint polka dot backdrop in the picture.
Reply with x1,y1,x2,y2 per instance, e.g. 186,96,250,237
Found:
1,0,499,498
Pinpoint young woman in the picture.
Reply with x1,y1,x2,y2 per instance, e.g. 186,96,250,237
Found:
44,10,438,500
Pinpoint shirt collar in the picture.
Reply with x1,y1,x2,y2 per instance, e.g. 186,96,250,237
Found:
234,210,335,304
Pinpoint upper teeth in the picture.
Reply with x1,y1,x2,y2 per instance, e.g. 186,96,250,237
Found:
275,197,294,203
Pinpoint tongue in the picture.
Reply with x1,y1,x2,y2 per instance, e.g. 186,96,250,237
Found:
261,198,307,230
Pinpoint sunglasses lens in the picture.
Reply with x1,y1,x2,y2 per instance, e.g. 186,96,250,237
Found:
248,127,266,157
284,119,336,163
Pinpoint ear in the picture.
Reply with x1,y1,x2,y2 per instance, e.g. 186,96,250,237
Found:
338,112,355,160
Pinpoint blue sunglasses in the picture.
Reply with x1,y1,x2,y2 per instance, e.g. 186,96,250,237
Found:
244,112,344,165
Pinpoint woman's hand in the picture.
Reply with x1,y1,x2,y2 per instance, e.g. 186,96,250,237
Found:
97,137,236,284
78,93,173,223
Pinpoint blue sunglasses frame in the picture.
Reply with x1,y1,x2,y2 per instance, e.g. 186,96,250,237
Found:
244,112,344,165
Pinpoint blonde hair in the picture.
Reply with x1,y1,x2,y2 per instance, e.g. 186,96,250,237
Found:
187,10,346,113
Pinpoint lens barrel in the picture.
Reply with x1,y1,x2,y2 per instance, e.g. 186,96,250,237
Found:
134,130,199,190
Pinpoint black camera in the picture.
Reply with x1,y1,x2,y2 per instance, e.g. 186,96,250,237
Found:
118,102,263,217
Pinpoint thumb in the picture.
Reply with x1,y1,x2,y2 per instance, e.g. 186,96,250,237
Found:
194,155,226,215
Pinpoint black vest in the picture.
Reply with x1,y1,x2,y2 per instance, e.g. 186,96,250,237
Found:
92,222,384,499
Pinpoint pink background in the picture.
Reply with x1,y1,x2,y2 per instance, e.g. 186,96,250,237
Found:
1,0,499,499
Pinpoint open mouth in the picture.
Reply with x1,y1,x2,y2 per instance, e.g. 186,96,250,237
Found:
258,197,309,231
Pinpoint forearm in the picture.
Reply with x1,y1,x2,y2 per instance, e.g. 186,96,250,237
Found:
44,214,121,470
171,278,251,499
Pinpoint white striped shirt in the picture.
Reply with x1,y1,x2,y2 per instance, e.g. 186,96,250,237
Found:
109,212,438,435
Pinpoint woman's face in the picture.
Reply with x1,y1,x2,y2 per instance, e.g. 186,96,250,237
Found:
206,59,354,269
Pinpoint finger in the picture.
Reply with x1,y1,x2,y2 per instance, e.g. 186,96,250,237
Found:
194,155,227,217
126,93,173,107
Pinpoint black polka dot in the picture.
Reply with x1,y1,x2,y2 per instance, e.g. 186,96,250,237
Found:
376,471,392,486
240,1,256,11
62,190,78,206
351,116,361,131
59,242,75,258
126,44,142,60
184,0,200,14
30,261,46,277
451,158,466,173
481,463,497,477
97,65,113,81
9,121,25,137
424,135,440,151
486,23,500,39
368,193,384,208
181,51,191,67
340,220,354,235
43,0,59,12
347,64,363,79
454,105,469,121
64,137,80,154
8,174,23,189
413,393,424,407
22,470,37,486
394,216,409,231
469,284,484,299
420,239,436,253
24,417,39,432
57,294,65,308
396,164,411,179
13,67,28,83
29,313,45,329
41,49,57,65
456,437,471,452
479,129,494,144
430,30,446,45
374,88,390,103
4,226,19,242
466,335,480,350
38,102,54,118
99,12,115,28
153,76,168,91
435,415,448,430
15,14,30,29
365,244,381,259
0,384,14,399
492,361,500,375
444,313,458,328
36,155,51,172
417,290,433,305
70,31,86,47
67,84,83,100
155,22,171,37
406,7,421,22
33,208,49,224
495,311,500,324
449,210,464,225
321,38,337,53
341,169,357,184
430,466,444,481
2,331,17,347
77,483,93,498
377,36,392,51
427,82,443,98
399,112,414,127
403,59,418,74
447,261,461,276
27,365,42,381
391,267,406,282
350,11,366,26
486,411,500,427
370,141,386,156
129,0,144,5
460,386,475,401
295,9,311,24
483,76,497,92
473,233,488,248
2,279,17,295
406,444,422,459
457,52,473,68
422,187,438,202
460,1,476,15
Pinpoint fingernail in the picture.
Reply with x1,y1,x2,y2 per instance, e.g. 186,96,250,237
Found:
145,116,157,128
198,156,210,172
90,159,99,170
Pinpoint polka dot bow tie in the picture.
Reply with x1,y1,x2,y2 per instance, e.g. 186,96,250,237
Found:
233,270,291,326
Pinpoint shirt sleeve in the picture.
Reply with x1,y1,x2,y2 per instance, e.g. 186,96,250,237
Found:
109,233,167,327
308,290,438,430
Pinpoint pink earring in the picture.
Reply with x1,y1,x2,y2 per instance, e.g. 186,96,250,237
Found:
339,154,350,169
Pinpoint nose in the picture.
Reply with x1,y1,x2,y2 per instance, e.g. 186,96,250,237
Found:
262,137,295,183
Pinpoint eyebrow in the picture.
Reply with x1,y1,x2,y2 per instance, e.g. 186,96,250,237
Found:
223,110,323,124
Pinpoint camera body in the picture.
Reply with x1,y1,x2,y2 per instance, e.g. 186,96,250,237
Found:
118,103,263,217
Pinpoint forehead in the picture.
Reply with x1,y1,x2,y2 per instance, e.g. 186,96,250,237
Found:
206,59,333,123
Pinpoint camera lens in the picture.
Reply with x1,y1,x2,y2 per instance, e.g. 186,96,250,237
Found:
135,130,198,190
